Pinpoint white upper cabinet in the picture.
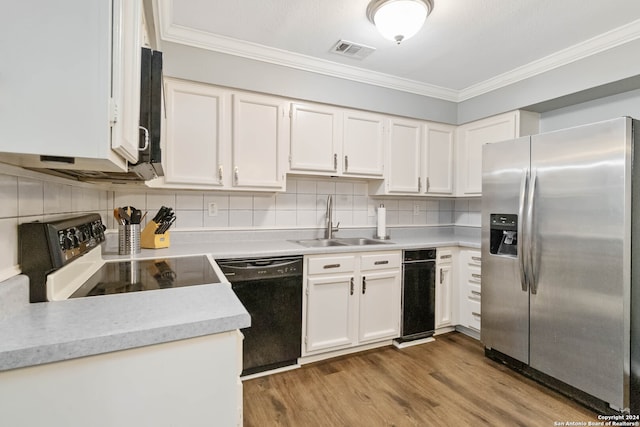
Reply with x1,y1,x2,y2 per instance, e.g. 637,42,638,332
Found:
342,111,385,177
383,118,423,194
456,110,539,196
290,103,385,178
111,0,143,163
153,78,288,191
162,78,226,187
370,119,455,197
423,123,455,195
232,93,287,189
290,103,340,174
0,0,142,172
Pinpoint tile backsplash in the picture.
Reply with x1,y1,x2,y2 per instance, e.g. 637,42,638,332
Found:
110,177,481,230
0,171,480,283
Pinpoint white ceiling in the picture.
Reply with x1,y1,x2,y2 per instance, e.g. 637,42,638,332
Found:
158,0,640,101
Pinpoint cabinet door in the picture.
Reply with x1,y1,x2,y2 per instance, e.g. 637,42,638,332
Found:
456,113,517,195
424,123,454,195
305,274,357,353
111,0,142,163
358,270,401,343
386,118,422,193
164,79,226,186
232,93,286,189
290,103,340,173
342,111,384,177
435,264,453,328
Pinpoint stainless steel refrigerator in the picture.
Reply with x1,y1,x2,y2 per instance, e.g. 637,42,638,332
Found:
481,117,639,413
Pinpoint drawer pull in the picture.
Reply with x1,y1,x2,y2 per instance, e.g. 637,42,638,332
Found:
471,256,482,262
472,311,481,318
471,273,482,279
323,263,340,269
350,277,354,295
471,290,481,297
362,276,366,294
374,260,389,265
440,254,452,259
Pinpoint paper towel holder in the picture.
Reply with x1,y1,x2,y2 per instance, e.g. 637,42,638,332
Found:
374,203,391,240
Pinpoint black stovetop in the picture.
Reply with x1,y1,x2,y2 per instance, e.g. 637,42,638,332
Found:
69,255,220,298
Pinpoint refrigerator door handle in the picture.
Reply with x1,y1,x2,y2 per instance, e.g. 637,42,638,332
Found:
518,169,529,292
527,168,538,294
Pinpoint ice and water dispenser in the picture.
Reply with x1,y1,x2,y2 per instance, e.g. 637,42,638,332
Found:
489,214,518,257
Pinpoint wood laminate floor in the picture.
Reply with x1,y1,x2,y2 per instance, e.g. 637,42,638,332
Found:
243,333,599,426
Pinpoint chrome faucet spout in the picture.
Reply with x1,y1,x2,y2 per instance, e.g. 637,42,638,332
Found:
324,195,339,239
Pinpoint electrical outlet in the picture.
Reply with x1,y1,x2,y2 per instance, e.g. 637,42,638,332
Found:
208,202,218,217
413,204,420,216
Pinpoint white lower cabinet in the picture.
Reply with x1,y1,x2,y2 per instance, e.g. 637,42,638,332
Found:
458,249,482,334
435,248,456,329
303,251,401,356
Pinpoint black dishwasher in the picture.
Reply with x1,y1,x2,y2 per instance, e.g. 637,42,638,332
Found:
217,256,303,376
398,249,437,343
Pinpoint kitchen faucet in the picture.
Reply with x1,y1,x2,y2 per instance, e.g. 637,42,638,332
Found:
324,195,340,239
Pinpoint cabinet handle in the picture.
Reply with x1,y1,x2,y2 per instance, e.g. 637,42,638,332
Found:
350,277,354,295
138,126,150,151
344,155,348,171
471,256,482,262
418,177,421,192
440,254,452,260
218,165,223,183
472,273,482,279
471,290,481,296
323,263,340,269
362,276,366,294
426,177,430,192
234,166,239,183
334,153,337,171
374,260,389,265
472,311,481,318
440,269,444,284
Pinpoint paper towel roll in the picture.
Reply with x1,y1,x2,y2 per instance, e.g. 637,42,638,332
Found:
377,205,386,238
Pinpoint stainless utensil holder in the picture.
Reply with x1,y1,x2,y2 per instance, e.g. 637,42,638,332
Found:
118,224,141,255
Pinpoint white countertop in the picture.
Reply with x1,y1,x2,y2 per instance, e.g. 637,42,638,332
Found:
0,225,479,372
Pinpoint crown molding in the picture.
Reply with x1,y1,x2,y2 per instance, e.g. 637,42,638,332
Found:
458,18,640,101
157,1,640,103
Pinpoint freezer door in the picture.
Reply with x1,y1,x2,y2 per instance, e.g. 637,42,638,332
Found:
481,136,530,363
529,117,631,410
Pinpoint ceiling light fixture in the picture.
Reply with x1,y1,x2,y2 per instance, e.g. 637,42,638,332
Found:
367,0,434,44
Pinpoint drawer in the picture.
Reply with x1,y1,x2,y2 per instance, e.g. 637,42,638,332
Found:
466,265,482,284
437,249,453,264
464,299,481,332
360,251,401,271
467,282,481,302
307,255,356,275
466,250,481,267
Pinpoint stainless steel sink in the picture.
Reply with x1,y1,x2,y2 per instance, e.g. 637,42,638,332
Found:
293,239,348,248
334,237,392,246
292,237,393,248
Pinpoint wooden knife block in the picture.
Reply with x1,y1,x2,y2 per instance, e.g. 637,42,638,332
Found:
141,221,170,249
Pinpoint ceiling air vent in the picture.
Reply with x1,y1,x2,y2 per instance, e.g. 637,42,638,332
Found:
331,40,376,60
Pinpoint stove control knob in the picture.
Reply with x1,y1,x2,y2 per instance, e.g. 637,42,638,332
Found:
66,229,79,248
